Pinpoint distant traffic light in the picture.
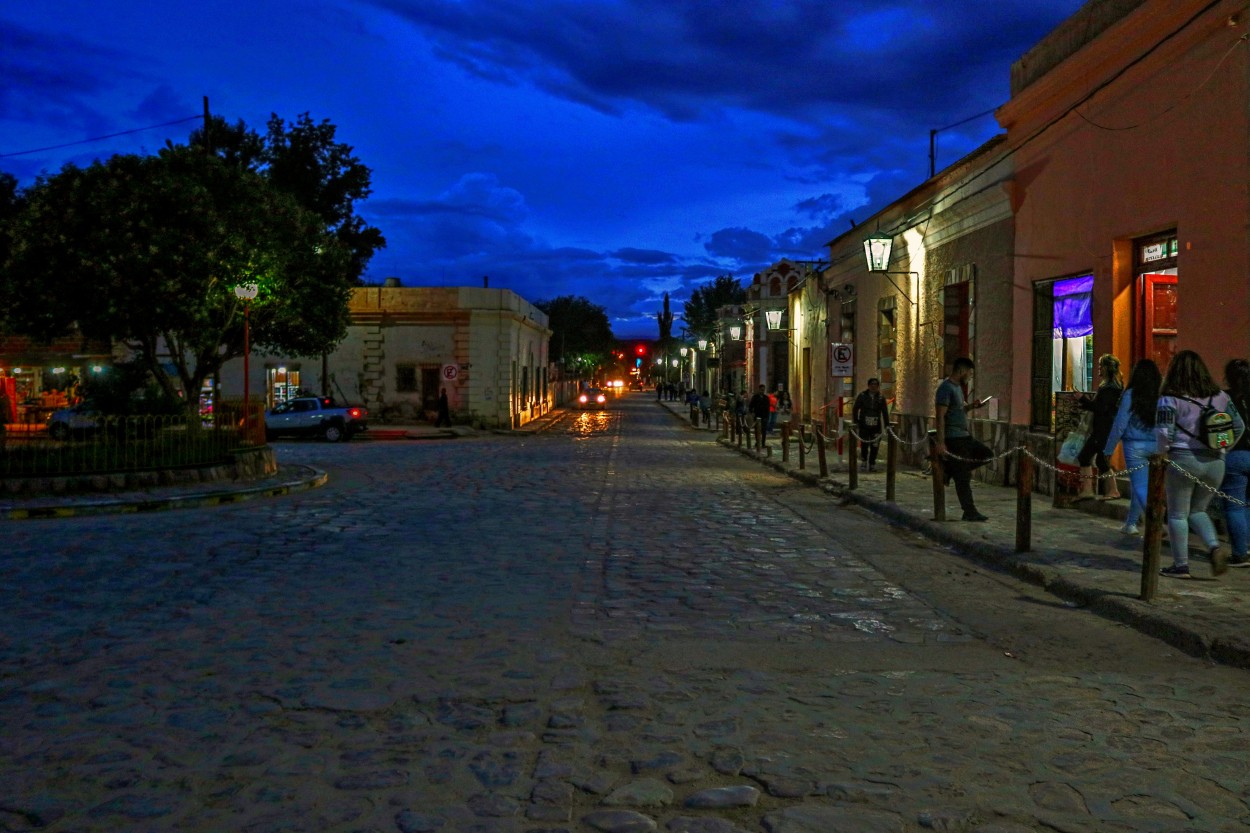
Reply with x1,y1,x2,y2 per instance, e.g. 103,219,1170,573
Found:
635,344,646,355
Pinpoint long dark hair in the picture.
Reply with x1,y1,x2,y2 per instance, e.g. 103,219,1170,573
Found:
1226,359,1250,422
1126,359,1161,427
1161,350,1221,399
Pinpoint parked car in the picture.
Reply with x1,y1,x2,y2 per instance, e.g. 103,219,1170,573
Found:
46,402,102,440
264,397,368,442
576,388,608,411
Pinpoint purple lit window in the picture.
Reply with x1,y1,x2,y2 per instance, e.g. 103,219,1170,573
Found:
1053,275,1093,338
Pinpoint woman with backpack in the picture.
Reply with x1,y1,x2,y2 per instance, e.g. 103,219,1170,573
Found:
1102,358,1161,536
1155,350,1245,579
1218,359,1250,568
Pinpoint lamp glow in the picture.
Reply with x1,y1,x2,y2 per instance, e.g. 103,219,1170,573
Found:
764,309,783,330
863,232,893,272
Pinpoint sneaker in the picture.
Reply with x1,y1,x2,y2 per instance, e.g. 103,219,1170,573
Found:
1160,564,1191,579
1228,554,1250,568
1119,523,1140,536
1210,545,1229,577
962,511,989,522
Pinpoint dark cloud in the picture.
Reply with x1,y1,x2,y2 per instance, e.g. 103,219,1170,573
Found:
366,0,1083,123
611,248,679,265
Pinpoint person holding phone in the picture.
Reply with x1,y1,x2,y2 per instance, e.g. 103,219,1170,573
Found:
934,357,993,521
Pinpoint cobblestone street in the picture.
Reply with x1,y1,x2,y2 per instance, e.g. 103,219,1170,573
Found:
2,394,1248,832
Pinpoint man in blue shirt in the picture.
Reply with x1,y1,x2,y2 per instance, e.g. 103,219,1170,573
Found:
934,357,993,521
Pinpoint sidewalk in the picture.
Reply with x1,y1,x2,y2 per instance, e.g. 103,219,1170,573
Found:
658,399,1250,669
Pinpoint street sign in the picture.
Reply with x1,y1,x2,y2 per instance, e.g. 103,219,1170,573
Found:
830,343,854,376
441,364,459,381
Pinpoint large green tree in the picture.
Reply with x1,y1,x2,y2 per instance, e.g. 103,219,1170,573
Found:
683,274,746,338
186,112,385,281
534,295,614,376
2,146,355,413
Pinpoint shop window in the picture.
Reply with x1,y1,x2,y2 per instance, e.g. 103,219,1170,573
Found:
1030,275,1093,430
877,298,897,401
396,363,417,393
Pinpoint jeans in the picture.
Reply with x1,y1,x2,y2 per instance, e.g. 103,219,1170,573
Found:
1165,451,1224,567
944,435,992,515
1220,449,1250,557
859,428,882,466
1121,439,1154,527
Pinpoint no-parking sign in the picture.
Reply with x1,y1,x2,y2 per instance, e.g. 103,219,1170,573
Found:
830,343,854,376
441,364,459,382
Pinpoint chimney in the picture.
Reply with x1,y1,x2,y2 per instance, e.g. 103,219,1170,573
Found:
483,275,489,288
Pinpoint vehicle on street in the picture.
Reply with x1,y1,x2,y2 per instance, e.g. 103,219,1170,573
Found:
628,380,644,391
264,397,368,442
46,402,102,440
576,388,608,410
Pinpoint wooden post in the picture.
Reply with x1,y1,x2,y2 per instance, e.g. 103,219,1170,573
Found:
798,424,806,470
754,417,763,452
816,426,828,478
1140,456,1167,601
1015,448,1033,553
847,432,858,490
885,429,897,502
929,435,946,523
781,422,790,463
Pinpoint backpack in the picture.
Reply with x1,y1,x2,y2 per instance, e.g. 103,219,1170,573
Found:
1176,395,1237,450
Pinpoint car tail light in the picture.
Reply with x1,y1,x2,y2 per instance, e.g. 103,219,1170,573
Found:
348,408,362,418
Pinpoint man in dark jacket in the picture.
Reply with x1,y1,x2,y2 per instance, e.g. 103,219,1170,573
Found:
853,378,890,471
749,384,771,446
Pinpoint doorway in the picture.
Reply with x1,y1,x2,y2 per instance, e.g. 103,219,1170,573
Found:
1135,233,1178,372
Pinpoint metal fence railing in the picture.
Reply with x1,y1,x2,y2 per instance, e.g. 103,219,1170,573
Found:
0,413,258,478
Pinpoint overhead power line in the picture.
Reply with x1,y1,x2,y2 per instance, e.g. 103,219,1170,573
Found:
0,115,202,159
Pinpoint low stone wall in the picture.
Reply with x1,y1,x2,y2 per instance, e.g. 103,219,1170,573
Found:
0,445,278,497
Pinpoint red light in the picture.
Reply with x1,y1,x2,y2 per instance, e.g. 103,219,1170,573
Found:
635,345,645,355
348,408,362,418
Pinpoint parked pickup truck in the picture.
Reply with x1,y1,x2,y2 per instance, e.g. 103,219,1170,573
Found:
264,397,368,442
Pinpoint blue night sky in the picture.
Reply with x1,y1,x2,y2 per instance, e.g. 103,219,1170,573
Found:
1,0,1086,338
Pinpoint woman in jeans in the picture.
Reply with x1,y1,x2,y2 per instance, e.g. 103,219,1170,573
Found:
1219,359,1250,568
1155,350,1245,579
1075,354,1123,500
1103,359,1161,536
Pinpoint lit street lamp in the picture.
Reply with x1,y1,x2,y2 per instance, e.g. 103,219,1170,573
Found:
234,282,259,441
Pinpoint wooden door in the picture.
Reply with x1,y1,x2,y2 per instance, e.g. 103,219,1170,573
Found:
1139,273,1177,371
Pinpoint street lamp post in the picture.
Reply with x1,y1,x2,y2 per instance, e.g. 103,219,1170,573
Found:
234,282,259,440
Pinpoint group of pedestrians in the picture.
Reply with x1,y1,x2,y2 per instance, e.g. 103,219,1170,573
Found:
1056,350,1249,579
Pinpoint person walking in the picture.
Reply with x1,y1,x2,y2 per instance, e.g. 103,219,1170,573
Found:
775,385,793,444
934,357,993,522
1155,350,1244,579
766,388,779,435
436,387,452,428
1075,354,1123,501
748,384,771,447
1219,359,1250,568
1102,359,1161,536
698,390,712,428
853,378,890,472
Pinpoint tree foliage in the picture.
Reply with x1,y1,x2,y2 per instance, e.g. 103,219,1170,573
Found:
683,274,746,338
534,295,615,374
2,146,356,412
187,112,386,282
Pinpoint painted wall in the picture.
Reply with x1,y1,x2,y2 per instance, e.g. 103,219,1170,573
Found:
1000,0,1250,424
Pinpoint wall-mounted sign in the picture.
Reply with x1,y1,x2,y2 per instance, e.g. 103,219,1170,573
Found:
830,343,854,377
441,364,459,381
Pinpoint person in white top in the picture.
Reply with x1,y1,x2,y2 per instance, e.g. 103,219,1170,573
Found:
1154,350,1246,579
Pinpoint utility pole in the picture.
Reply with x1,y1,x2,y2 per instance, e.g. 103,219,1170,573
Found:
202,96,212,155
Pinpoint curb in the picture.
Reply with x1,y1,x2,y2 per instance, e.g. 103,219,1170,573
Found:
712,435,1250,670
3,466,329,521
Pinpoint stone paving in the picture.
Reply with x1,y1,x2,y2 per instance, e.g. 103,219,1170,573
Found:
669,401,1250,669
1,396,1248,832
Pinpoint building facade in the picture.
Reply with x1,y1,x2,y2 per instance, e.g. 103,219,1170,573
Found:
219,284,552,430
999,0,1250,432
